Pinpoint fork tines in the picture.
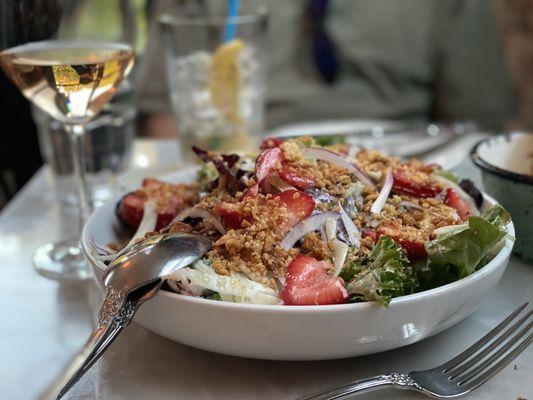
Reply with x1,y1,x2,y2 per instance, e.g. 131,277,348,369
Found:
439,302,532,390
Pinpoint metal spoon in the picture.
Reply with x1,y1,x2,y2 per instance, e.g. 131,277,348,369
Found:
39,232,212,400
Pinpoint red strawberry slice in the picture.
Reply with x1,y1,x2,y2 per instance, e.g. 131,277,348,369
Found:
118,178,194,231
393,170,441,198
119,190,178,231
396,239,427,261
255,147,282,183
275,189,315,233
444,188,473,221
119,192,146,230
260,137,283,150
244,147,283,197
279,163,315,190
363,228,427,261
282,255,348,305
142,178,165,190
214,203,245,230
362,228,379,242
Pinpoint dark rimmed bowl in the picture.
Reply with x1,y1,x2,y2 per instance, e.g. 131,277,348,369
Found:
471,132,533,262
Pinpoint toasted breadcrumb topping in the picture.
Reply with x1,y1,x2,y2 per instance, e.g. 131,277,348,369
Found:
142,138,465,285
208,194,296,288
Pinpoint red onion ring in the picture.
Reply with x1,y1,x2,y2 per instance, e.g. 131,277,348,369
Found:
302,147,374,187
280,211,339,250
370,169,393,214
174,207,226,234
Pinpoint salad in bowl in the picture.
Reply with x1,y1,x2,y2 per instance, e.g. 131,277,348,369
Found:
94,137,513,307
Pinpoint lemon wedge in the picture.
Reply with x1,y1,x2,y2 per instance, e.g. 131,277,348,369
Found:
209,38,244,125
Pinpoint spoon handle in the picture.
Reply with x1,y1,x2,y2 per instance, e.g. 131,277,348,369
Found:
39,289,138,400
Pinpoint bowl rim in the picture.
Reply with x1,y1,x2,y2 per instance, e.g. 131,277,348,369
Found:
82,180,515,314
471,131,533,186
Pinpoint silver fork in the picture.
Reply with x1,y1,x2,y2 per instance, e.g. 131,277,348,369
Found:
298,303,532,399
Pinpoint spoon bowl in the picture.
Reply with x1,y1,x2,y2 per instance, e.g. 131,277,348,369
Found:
40,232,212,400
103,233,212,296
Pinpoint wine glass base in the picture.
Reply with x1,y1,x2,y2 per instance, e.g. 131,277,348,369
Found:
33,240,92,282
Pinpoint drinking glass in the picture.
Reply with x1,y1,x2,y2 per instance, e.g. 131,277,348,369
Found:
0,0,135,281
159,4,267,160
34,83,135,208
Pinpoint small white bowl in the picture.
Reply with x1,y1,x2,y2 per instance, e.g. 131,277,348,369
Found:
471,132,533,261
82,168,514,360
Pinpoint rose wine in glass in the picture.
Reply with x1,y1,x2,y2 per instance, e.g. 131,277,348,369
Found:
0,41,134,123
0,40,134,280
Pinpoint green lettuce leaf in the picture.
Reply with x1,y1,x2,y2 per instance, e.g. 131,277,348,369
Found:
197,162,218,191
314,135,347,146
481,204,512,230
433,169,460,183
346,237,418,306
425,205,512,280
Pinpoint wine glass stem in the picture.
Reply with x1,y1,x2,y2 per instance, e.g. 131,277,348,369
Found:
64,124,91,235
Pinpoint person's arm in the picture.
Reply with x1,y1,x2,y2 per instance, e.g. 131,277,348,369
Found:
495,0,533,130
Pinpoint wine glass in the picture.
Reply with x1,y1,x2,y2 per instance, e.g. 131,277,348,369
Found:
0,0,135,281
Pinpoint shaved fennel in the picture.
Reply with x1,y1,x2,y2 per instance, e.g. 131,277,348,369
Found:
167,260,281,305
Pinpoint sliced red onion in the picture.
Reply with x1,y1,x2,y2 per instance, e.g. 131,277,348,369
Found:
339,202,361,247
319,226,327,242
95,201,159,263
302,147,374,187
347,144,362,158
270,175,297,192
174,207,226,234
398,201,423,211
433,224,467,237
434,175,480,216
305,187,335,204
90,238,116,256
127,200,158,247
280,211,339,250
370,169,393,214
90,239,119,262
331,239,349,277
325,217,338,242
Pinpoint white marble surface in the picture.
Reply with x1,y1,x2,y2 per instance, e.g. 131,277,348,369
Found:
0,139,531,400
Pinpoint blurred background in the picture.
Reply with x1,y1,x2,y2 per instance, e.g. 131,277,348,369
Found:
1,0,532,209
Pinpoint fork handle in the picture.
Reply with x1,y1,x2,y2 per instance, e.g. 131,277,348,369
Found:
297,373,419,400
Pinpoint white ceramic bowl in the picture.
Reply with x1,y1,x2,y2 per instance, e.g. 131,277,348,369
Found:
82,168,514,361
471,132,533,261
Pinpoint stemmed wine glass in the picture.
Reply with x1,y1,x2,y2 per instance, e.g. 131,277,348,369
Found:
0,0,135,281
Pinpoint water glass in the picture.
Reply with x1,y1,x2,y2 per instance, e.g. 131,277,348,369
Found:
34,90,135,208
159,6,267,160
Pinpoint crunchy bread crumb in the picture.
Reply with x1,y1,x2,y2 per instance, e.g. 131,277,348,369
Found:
207,195,295,288
300,232,332,261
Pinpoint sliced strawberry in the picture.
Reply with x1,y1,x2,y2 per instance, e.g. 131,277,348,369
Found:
142,178,165,190
118,192,146,230
275,189,315,232
393,170,441,198
118,179,196,231
214,203,245,229
282,255,348,305
259,173,278,194
279,163,315,190
119,191,177,231
260,137,283,150
396,239,427,261
156,200,182,230
444,188,473,221
365,226,427,261
362,229,379,242
245,147,283,197
255,147,282,183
